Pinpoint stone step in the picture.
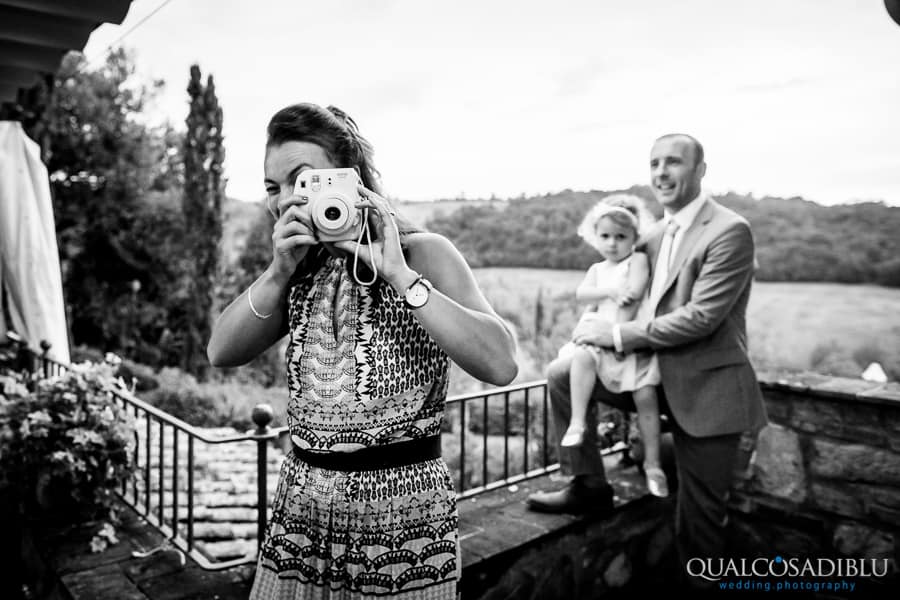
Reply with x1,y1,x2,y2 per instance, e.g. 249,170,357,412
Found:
196,539,257,561
190,506,269,523
191,521,259,540
126,509,271,532
133,453,284,469
130,495,263,512
131,475,280,494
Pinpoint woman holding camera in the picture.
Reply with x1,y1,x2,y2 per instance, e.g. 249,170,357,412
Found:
208,103,517,599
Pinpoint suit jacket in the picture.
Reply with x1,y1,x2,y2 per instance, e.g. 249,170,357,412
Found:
620,198,767,438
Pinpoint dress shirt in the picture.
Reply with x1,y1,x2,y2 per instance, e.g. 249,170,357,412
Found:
612,193,709,352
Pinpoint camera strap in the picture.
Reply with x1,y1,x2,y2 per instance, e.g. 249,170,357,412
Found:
352,207,378,286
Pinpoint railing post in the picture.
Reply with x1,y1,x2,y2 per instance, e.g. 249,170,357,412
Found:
459,401,466,491
187,436,195,551
252,403,274,553
40,340,51,378
482,396,488,486
6,331,28,372
542,384,549,467
523,389,530,474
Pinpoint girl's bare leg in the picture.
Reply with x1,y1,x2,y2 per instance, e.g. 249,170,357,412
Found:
562,347,598,447
633,385,668,497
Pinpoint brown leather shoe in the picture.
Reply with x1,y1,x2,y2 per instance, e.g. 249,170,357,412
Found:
526,477,614,514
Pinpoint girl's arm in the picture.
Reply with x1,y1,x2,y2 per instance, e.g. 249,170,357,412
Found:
575,263,618,304
616,252,651,323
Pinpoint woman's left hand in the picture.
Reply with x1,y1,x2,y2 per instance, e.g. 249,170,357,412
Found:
333,185,410,288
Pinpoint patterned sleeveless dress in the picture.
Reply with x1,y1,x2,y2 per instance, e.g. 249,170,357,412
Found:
250,256,459,600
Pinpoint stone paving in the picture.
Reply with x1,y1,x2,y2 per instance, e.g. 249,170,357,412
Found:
126,422,285,563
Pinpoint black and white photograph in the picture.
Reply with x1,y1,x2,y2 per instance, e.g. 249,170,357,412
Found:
1,1,899,598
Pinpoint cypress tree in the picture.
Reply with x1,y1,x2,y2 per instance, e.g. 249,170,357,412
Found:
181,65,224,377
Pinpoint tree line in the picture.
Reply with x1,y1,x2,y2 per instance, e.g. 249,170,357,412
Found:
422,187,900,287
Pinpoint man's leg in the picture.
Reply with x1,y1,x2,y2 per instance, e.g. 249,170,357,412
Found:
527,354,634,513
670,420,741,586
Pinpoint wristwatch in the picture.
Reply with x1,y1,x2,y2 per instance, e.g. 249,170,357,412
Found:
403,274,433,309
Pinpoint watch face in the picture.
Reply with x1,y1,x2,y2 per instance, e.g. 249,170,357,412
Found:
406,281,430,308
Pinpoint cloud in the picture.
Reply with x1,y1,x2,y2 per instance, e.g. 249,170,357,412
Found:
562,118,644,135
554,57,609,97
735,77,814,93
83,0,900,206
345,73,430,115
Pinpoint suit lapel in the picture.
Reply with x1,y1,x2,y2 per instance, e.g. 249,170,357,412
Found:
659,199,716,299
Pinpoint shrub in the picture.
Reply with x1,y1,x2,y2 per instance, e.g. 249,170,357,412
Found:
142,367,289,430
0,360,136,552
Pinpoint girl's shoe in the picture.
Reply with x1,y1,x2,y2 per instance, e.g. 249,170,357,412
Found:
561,425,586,447
644,465,669,498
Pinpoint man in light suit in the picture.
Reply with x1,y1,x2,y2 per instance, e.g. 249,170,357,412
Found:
527,133,768,578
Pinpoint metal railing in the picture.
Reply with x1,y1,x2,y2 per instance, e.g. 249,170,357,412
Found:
446,380,560,500
6,337,624,570
11,340,283,570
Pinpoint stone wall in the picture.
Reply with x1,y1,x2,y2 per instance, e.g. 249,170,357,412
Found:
726,372,900,595
464,373,900,598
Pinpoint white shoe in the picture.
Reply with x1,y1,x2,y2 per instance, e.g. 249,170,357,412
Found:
644,465,669,498
561,425,586,447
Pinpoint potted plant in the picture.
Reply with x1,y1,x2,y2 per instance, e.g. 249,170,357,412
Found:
0,358,135,551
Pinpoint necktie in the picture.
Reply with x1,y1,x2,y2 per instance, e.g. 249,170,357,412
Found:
649,220,680,308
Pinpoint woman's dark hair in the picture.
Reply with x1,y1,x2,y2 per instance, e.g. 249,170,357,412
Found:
267,103,382,194
267,103,420,287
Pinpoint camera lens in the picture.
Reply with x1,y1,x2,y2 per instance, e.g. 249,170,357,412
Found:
324,206,342,221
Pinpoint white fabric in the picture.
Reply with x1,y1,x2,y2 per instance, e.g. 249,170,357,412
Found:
0,121,70,362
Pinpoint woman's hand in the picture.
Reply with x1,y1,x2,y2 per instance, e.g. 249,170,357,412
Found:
334,185,411,289
270,195,317,284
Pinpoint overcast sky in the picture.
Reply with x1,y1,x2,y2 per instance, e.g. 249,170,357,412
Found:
83,0,900,206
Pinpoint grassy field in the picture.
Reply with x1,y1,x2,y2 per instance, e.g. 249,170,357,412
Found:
445,267,900,395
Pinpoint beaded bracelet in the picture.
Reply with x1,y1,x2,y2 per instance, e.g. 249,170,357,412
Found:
248,281,273,320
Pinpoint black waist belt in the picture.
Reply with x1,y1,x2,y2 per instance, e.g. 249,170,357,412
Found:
292,435,442,472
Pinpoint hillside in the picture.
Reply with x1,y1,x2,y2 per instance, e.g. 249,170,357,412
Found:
420,188,900,287
222,189,900,287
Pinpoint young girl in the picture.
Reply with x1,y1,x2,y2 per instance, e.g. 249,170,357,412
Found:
561,194,668,498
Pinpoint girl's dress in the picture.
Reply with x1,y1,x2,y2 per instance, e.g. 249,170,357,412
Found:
250,256,458,600
564,255,660,391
